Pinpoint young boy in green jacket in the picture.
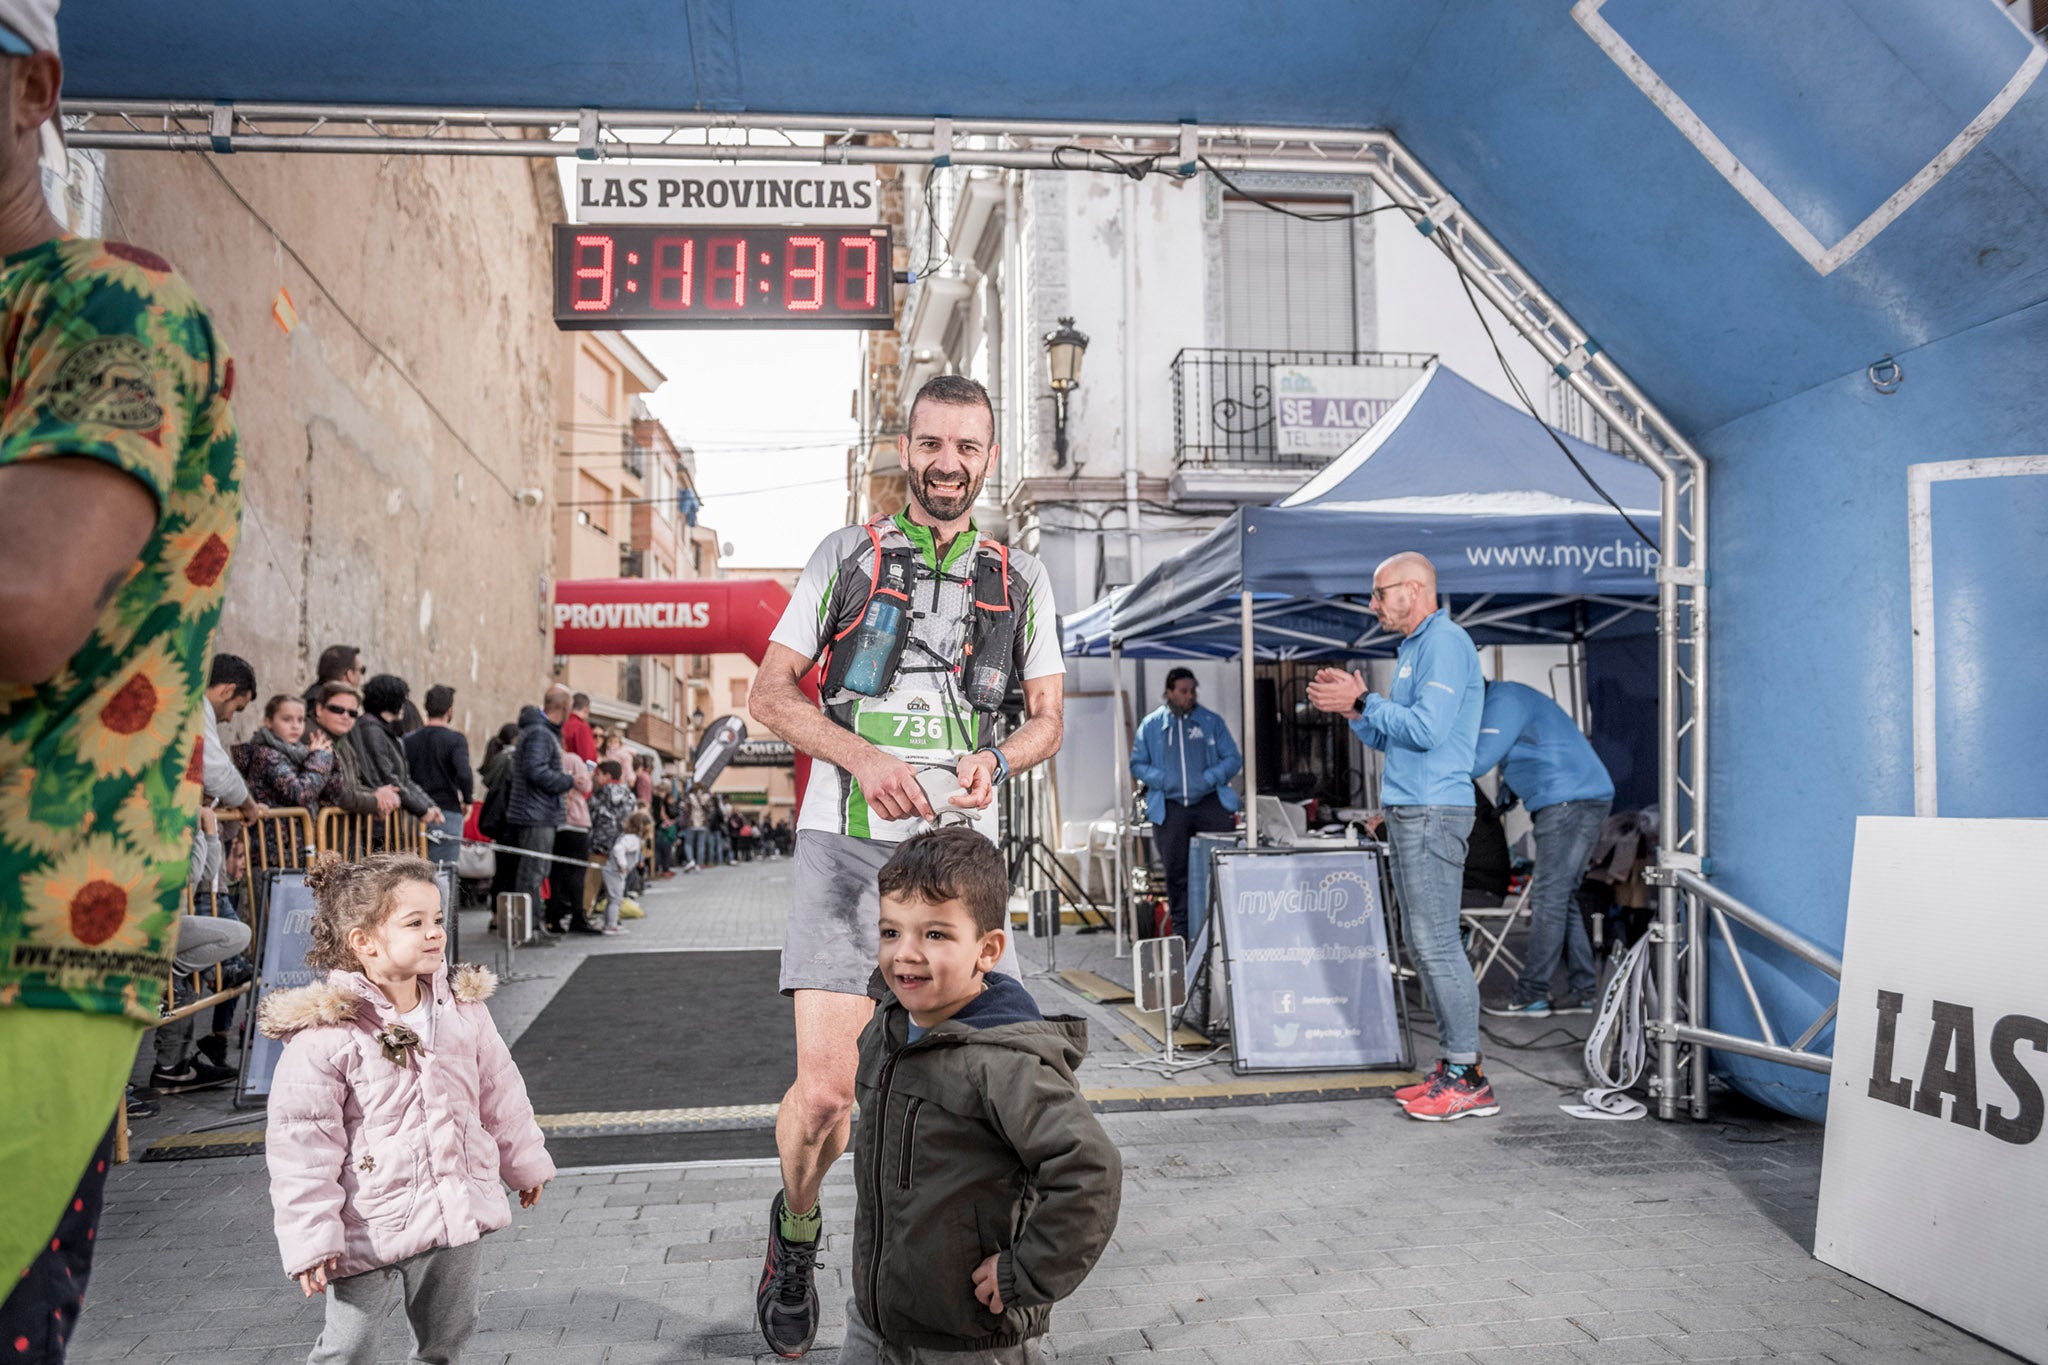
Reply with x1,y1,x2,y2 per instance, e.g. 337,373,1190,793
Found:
839,826,1121,1363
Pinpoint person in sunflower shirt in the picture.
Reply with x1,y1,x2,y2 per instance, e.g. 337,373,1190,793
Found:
0,7,244,1358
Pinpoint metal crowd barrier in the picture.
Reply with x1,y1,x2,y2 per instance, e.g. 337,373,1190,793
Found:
316,807,431,862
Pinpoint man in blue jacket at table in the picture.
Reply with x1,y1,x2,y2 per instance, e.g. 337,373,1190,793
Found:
1309,552,1495,1121
1471,680,1614,1019
1130,667,1242,942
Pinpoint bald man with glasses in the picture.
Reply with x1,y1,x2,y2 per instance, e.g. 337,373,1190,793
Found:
1309,552,1494,1121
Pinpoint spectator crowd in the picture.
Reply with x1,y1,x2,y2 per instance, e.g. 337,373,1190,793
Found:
164,652,784,1091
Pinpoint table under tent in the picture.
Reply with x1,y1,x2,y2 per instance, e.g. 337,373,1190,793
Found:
1062,362,1663,935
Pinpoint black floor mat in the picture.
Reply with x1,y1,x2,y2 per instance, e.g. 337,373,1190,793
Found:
511,950,795,1164
543,1128,782,1168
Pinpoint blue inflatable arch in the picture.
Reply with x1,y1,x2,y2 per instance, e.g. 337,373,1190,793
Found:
63,1,2048,1121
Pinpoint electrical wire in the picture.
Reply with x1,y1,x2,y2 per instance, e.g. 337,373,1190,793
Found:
1198,158,1421,221
552,472,851,508
1426,229,1658,551
195,156,522,504
1206,153,1657,552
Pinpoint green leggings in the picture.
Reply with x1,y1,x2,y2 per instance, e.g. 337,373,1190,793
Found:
0,1009,142,1286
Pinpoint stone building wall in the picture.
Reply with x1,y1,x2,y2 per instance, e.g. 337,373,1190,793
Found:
98,145,564,750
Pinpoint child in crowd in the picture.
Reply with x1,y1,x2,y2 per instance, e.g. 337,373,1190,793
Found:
598,810,654,934
261,852,554,1365
774,826,1121,1363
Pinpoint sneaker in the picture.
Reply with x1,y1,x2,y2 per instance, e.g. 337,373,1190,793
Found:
1402,1067,1502,1122
195,1032,230,1069
125,1087,159,1119
1551,990,1597,1016
1482,997,1552,1019
601,927,628,936
1392,1060,1447,1104
149,1061,234,1094
757,1192,821,1358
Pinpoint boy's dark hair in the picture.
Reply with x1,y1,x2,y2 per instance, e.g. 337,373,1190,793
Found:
877,826,1009,935
362,673,409,716
597,759,623,780
423,683,455,719
314,644,361,682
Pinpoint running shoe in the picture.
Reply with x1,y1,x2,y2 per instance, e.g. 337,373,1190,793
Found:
1392,1060,1447,1104
757,1191,821,1358
1402,1068,1502,1122
148,1060,234,1094
1482,997,1551,1019
1550,990,1596,1016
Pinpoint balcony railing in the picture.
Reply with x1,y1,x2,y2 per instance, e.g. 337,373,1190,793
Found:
622,443,650,480
619,547,646,579
1171,348,1436,470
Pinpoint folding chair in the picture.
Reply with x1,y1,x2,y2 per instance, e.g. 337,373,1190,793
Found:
1460,879,1532,992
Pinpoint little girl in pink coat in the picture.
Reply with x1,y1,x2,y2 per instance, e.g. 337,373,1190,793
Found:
261,852,554,1365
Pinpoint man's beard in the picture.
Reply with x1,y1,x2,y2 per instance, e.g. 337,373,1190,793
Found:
910,466,984,523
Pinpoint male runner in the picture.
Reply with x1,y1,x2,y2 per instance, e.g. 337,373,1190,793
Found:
746,374,1065,1357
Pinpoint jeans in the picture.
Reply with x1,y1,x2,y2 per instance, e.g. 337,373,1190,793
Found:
1152,792,1237,941
155,914,254,1069
1385,804,1482,1064
1515,798,1609,1005
507,824,557,921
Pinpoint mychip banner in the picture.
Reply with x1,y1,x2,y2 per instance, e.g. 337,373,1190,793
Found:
1213,848,1405,1072
240,871,319,1101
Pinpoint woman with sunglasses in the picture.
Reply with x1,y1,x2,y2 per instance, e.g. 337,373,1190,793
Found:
310,681,401,818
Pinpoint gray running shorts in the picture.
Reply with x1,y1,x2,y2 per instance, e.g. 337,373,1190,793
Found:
782,829,1020,996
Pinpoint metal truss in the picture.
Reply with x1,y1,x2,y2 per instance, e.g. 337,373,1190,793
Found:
70,99,1733,1118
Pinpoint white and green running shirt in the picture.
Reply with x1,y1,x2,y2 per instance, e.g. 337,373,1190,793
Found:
770,512,1063,842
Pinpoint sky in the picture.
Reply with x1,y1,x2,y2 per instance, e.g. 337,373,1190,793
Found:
559,139,865,572
628,329,861,570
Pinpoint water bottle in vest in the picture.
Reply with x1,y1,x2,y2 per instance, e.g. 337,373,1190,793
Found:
840,599,904,696
963,653,1006,711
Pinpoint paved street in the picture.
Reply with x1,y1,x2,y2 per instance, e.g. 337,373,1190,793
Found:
74,860,2014,1365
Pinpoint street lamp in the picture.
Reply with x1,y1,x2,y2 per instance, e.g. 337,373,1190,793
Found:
1043,316,1089,469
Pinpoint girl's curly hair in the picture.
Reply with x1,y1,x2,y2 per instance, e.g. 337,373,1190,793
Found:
303,851,440,972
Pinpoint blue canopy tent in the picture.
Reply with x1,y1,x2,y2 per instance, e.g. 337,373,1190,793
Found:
1064,363,1663,866
1065,365,1662,663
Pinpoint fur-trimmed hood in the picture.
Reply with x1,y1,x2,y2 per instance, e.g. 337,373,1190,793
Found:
258,962,497,1039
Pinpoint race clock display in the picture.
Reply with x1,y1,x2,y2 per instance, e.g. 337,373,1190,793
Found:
553,224,894,330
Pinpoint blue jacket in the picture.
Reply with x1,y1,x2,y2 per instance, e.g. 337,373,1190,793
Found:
1348,609,1483,807
1130,702,1243,825
1471,680,1614,812
507,705,574,828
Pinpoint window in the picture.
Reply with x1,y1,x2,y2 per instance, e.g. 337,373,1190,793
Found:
1221,198,1356,351
578,471,611,536
576,346,617,419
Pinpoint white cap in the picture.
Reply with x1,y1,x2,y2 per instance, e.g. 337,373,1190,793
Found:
0,0,57,56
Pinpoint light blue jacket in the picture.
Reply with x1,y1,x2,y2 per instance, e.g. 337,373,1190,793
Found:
1348,608,1483,807
1471,680,1614,812
1130,702,1243,825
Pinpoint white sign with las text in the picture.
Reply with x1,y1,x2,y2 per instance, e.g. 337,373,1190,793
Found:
1816,816,2048,1363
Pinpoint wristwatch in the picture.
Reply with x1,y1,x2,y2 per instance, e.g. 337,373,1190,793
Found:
1351,694,1368,718
980,745,1011,786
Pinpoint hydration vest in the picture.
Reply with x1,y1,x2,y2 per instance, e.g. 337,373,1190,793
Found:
818,515,1025,719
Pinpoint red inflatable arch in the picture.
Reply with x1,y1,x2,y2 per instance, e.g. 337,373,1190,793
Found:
552,577,816,799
